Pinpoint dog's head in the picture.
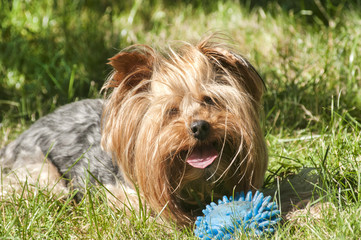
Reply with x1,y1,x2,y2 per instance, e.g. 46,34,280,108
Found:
102,36,268,225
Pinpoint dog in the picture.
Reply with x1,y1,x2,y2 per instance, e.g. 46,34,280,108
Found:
0,35,268,226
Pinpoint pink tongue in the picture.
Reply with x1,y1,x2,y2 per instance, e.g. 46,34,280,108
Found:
186,145,219,169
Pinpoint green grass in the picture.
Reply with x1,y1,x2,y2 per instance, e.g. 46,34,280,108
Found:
0,183,192,239
1,0,361,239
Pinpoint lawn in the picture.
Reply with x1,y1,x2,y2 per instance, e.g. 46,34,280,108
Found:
1,0,361,239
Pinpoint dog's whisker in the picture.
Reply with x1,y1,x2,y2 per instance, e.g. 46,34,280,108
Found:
170,140,190,194
207,116,229,181
236,143,253,185
215,138,243,183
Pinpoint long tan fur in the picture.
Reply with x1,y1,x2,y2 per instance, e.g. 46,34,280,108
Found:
101,36,268,225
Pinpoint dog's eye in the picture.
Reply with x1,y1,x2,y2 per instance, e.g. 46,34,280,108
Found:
168,107,179,116
203,96,216,106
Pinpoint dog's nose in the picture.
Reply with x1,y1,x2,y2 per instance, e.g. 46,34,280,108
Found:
190,120,210,140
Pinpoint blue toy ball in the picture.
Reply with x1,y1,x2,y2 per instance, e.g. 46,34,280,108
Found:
194,191,281,239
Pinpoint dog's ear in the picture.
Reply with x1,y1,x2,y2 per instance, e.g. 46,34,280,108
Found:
105,47,154,91
198,43,265,103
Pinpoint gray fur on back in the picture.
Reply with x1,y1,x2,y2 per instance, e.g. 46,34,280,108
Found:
0,99,125,199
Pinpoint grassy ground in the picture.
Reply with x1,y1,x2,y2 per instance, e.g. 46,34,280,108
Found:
1,0,361,239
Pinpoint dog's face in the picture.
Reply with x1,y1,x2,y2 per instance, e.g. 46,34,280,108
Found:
102,37,268,225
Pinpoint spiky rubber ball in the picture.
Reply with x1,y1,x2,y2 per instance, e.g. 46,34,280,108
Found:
194,191,281,239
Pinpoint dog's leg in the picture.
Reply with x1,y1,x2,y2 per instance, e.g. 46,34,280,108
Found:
0,139,67,196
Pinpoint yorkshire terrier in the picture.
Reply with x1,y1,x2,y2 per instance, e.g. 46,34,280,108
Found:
0,36,268,225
